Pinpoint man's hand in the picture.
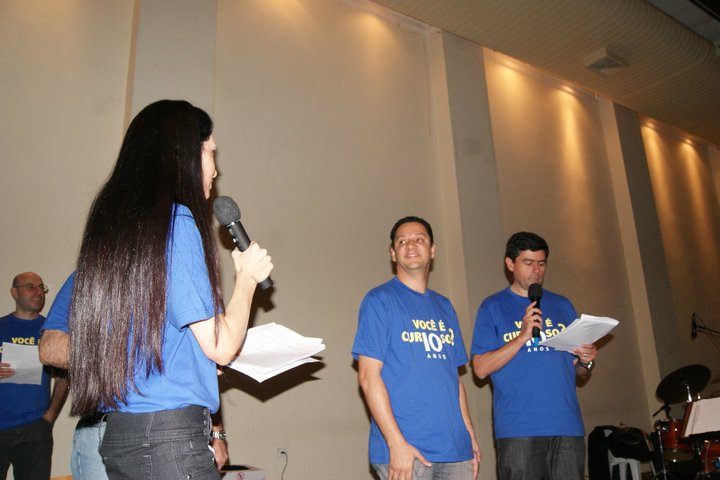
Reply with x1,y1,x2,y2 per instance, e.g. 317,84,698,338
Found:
519,301,542,343
388,440,431,480
0,362,14,379
211,437,228,471
470,437,481,479
210,410,228,471
573,343,597,378
473,303,539,379
573,343,597,363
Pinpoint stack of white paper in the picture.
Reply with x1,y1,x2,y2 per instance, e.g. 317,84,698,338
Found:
0,343,43,385
538,314,619,352
227,322,325,382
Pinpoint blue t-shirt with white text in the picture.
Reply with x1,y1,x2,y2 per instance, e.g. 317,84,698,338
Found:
471,287,584,438
352,277,473,463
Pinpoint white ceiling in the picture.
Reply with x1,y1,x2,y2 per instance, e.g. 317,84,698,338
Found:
370,0,720,146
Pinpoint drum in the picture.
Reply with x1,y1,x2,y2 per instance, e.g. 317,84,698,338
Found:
702,440,720,474
654,419,694,462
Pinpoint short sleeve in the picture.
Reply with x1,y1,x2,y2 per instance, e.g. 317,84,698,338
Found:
42,272,76,333
166,210,215,330
352,292,390,362
470,298,501,356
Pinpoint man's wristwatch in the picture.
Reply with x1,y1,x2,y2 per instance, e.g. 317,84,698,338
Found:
211,430,227,441
577,359,594,371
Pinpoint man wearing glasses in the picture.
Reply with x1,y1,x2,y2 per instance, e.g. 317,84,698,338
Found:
0,272,68,480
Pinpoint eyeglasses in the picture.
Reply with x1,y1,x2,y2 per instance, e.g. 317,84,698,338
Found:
12,283,49,294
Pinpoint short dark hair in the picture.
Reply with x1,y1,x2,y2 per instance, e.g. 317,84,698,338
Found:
390,216,434,245
505,231,549,261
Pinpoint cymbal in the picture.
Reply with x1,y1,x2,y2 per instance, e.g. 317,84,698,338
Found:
656,364,711,404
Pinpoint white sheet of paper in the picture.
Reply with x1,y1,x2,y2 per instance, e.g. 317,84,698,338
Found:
538,314,619,352
683,397,720,436
242,357,321,383
0,342,43,385
227,322,325,382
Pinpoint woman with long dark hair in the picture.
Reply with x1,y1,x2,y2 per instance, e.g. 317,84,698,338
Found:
69,100,272,479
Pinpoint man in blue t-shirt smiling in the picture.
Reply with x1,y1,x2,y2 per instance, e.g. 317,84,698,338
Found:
353,216,481,480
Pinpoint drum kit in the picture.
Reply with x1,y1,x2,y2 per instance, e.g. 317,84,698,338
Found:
651,364,719,479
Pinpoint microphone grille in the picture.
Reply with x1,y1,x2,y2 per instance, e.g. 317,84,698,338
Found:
528,283,543,301
213,196,241,226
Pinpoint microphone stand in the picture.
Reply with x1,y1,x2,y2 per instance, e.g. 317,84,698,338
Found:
693,324,720,337
691,313,720,338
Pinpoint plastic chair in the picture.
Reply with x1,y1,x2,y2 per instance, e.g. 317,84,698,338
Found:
605,428,642,480
608,453,642,480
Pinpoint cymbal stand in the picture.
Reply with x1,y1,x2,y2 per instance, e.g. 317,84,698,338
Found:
650,430,678,480
653,403,672,419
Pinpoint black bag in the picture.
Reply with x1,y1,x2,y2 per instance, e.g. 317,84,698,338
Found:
607,427,652,462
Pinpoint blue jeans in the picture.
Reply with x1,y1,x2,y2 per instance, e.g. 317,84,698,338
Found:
496,436,585,480
100,405,219,480
373,459,474,480
0,417,53,480
72,417,108,480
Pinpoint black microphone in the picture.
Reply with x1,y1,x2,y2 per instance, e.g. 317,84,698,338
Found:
691,313,697,339
528,283,543,340
212,196,273,290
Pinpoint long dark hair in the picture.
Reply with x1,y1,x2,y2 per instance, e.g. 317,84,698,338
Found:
70,100,223,416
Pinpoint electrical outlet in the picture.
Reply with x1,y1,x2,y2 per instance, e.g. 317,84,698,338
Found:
276,447,288,458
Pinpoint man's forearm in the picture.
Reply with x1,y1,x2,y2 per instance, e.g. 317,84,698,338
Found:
364,377,407,447
39,330,70,369
458,381,477,440
358,359,406,449
44,374,69,423
458,381,481,478
472,336,524,379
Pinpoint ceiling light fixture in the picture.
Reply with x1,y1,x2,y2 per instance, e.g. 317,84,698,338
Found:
584,47,628,77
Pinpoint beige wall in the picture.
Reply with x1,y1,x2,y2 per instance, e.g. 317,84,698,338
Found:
1,0,719,478
0,1,134,475
642,125,720,396
212,1,449,477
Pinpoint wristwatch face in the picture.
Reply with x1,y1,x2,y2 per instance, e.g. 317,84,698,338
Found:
581,360,594,370
212,430,227,440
